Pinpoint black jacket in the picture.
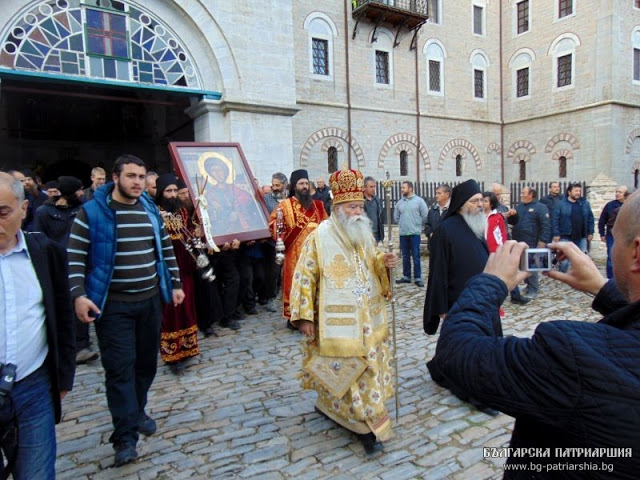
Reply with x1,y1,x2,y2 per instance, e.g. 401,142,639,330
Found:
423,202,448,241
430,275,639,478
33,203,81,246
24,232,76,423
507,200,551,246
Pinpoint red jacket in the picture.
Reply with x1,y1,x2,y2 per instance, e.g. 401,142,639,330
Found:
486,210,507,253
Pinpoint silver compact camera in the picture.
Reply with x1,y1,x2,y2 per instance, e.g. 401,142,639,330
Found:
520,248,554,272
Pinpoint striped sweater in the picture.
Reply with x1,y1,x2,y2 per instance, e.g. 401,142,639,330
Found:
68,198,181,302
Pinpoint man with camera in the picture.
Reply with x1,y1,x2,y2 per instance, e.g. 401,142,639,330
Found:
429,191,640,477
0,172,76,479
506,187,551,299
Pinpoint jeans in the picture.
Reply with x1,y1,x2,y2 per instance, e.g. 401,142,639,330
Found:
95,294,162,446
559,237,588,273
400,235,422,280
605,232,614,279
0,365,55,480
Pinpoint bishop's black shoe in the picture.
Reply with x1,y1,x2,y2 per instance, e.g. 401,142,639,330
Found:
358,433,384,455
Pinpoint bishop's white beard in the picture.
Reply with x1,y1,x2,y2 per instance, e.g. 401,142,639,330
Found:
335,207,374,247
461,210,487,240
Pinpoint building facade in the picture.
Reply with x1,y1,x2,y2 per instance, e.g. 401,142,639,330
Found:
0,0,639,188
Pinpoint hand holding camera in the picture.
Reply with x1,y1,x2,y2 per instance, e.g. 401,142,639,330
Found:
486,241,607,296
545,242,607,295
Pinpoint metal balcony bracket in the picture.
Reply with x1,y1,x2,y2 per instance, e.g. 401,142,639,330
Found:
371,14,386,43
409,22,426,50
393,19,409,48
352,11,365,40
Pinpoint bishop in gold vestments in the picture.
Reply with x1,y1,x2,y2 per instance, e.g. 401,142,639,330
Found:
289,168,397,454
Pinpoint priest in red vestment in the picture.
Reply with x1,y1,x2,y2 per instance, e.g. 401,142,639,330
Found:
269,169,327,327
155,174,199,374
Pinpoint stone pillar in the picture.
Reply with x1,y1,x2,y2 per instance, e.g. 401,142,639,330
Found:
184,97,229,143
586,173,617,245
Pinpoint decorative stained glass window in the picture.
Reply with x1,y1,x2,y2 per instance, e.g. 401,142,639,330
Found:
0,0,201,90
85,8,128,58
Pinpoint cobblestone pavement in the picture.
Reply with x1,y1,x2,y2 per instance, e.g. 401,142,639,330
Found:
56,247,608,479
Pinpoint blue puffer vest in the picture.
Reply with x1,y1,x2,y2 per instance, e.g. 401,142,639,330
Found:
82,183,173,312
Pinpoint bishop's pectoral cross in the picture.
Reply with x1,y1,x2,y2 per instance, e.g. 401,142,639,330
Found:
351,247,372,306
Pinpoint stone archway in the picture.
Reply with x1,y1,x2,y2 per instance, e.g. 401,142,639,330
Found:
378,133,430,170
437,139,482,170
299,127,365,168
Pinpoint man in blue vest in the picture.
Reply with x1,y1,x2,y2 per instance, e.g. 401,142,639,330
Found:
67,155,184,467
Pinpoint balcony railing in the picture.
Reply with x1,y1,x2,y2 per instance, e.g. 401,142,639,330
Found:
352,0,428,16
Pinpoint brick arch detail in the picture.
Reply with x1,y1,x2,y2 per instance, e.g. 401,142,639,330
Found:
299,128,365,168
512,152,530,164
552,149,573,161
452,147,467,159
438,139,482,171
507,140,536,158
544,133,580,153
320,139,344,153
394,142,414,155
487,142,501,154
624,128,640,154
378,133,430,170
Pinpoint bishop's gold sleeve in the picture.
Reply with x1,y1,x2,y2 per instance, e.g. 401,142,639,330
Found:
374,250,391,298
289,235,319,324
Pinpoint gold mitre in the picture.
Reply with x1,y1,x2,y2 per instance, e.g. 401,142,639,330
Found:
329,168,365,205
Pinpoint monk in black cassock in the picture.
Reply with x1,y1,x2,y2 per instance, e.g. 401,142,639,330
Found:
423,179,501,416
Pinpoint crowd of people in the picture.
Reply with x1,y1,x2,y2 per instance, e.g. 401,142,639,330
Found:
0,159,638,476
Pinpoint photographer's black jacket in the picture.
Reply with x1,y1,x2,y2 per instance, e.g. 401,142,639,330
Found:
430,275,639,478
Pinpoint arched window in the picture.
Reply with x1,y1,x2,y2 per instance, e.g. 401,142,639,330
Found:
424,39,446,95
303,13,338,79
559,156,567,178
519,160,527,180
509,49,535,98
548,33,580,90
373,29,394,86
455,154,462,176
634,169,638,189
400,150,408,176
328,146,338,173
470,50,489,100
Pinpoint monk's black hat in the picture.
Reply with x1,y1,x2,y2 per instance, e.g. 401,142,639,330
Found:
57,176,83,196
154,173,177,204
441,179,481,222
289,169,309,196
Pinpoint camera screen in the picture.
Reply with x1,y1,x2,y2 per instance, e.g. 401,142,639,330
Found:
528,251,550,270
